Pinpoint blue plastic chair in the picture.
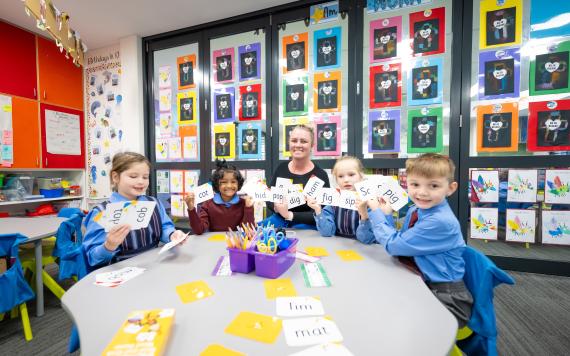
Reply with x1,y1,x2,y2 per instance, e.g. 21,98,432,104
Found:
457,246,515,356
0,233,35,341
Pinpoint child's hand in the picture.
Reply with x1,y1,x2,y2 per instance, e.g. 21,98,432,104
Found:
184,192,195,210
170,230,189,245
378,198,394,215
356,198,368,220
306,196,322,215
243,195,254,208
105,224,131,251
366,197,381,211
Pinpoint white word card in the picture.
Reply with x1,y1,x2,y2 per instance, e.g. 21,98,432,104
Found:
276,297,325,317
283,317,343,347
354,180,377,200
105,201,156,232
315,188,340,206
338,190,358,211
288,191,306,209
271,187,286,203
289,343,355,356
194,183,214,204
377,176,409,211
276,177,293,189
303,176,325,199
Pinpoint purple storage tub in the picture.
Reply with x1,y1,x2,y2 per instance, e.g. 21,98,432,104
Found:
254,238,298,279
227,247,255,274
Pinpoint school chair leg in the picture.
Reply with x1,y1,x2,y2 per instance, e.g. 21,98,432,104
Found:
449,344,463,356
19,303,33,341
10,306,19,318
0,312,5,321
42,269,65,299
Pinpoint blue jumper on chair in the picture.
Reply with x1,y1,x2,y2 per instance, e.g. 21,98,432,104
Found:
54,214,87,281
458,246,515,356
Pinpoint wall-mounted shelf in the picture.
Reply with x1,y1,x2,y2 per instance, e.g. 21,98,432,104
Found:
0,195,84,207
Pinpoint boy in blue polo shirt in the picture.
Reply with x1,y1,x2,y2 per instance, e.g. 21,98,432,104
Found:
364,153,473,328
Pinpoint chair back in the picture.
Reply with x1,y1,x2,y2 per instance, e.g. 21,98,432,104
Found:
53,214,88,281
0,234,35,313
57,208,85,219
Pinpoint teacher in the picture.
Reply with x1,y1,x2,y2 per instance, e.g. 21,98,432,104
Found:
265,124,330,228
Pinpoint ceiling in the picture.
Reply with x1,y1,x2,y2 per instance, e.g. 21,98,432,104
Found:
0,0,297,50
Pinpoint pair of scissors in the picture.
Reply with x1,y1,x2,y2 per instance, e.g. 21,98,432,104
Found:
257,228,286,254
257,237,278,254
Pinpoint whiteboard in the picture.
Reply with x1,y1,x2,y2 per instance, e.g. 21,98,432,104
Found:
45,109,81,155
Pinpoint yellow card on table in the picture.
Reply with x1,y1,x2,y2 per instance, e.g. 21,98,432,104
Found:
208,234,226,242
200,344,245,356
264,278,297,299
176,280,214,303
336,250,364,261
102,308,174,356
225,311,282,344
305,246,329,257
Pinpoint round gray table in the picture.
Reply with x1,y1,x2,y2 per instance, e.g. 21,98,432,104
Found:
62,230,457,355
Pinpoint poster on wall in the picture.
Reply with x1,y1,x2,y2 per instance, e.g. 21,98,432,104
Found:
369,63,401,108
156,139,168,160
409,7,445,56
527,100,570,151
529,40,570,96
313,27,341,70
369,16,401,63
283,76,309,117
158,89,172,113
282,32,309,74
179,125,198,160
239,84,262,121
478,48,520,100
407,106,443,153
407,57,443,106
476,102,519,152
158,66,172,89
470,207,498,240
479,0,522,49
470,170,499,203
368,109,400,154
314,115,341,157
170,170,184,194
507,169,537,203
542,210,570,246
530,3,570,39
177,91,197,125
237,122,262,159
282,117,309,157
238,42,261,81
213,124,235,159
156,170,170,193
184,170,200,193
0,95,13,167
506,209,536,243
213,87,235,123
168,137,182,160
177,54,196,90
544,169,570,205
313,71,342,113
212,47,234,84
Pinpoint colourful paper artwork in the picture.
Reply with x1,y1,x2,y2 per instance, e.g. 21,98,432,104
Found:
314,27,341,70
407,57,443,106
407,106,443,153
213,87,235,123
370,16,401,63
369,63,401,109
282,76,309,117
239,84,262,121
170,194,186,217
159,89,171,113
470,170,499,203
184,170,200,193
180,125,198,160
506,209,536,243
168,137,182,160
544,170,570,205
177,54,196,90
238,43,261,81
478,48,520,100
313,71,342,113
476,102,519,152
212,47,234,84
282,117,309,157
237,122,262,159
507,169,537,203
158,66,171,89
177,91,197,125
542,210,570,246
409,7,446,56
213,124,235,159
470,207,498,240
314,115,341,157
527,100,570,151
282,33,309,74
156,138,168,160
170,170,184,193
479,0,522,49
368,109,400,153
529,40,570,96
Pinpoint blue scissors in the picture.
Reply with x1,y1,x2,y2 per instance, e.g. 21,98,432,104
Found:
257,228,286,254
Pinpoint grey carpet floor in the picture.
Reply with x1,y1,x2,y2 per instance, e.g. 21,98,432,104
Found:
1,271,569,355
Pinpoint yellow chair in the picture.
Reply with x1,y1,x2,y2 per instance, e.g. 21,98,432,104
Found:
450,326,473,356
20,246,65,300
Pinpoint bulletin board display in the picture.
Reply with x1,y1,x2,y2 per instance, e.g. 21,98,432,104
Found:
210,30,267,161
467,0,570,157
153,43,201,163
362,0,454,159
277,16,349,160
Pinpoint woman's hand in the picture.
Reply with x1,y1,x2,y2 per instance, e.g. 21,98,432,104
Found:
243,195,254,208
170,230,189,245
184,192,196,211
274,197,292,220
356,198,368,220
306,196,322,215
104,224,131,251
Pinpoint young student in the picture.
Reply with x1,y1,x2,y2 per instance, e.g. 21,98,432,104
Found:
83,152,188,268
364,153,473,328
185,160,254,235
306,156,374,242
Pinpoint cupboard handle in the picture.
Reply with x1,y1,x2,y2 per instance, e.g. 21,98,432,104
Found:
43,90,46,100
33,88,36,98
45,157,48,167
36,157,39,167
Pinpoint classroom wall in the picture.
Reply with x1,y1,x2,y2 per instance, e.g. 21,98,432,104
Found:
119,35,144,153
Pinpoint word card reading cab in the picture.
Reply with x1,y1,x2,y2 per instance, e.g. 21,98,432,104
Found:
303,176,325,199
104,201,157,232
276,296,325,317
315,187,340,206
194,183,215,204
282,317,343,347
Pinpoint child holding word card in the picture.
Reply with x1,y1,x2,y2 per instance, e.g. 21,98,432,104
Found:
366,153,473,328
83,152,188,268
306,156,373,241
185,159,254,234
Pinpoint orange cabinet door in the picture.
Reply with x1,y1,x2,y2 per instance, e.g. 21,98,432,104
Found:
11,97,41,168
37,36,83,110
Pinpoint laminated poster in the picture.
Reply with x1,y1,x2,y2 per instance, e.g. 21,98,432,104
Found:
156,138,168,160
407,57,443,106
479,0,522,49
283,76,309,117
470,207,498,240
213,87,235,123
527,100,570,151
184,170,200,193
476,102,519,152
158,113,173,137
407,106,443,153
180,125,199,160
237,122,262,159
529,40,570,96
282,117,309,157
478,48,520,100
158,66,171,89
506,209,536,243
156,170,170,194
409,7,445,56
314,115,341,156
370,16,401,63
313,27,341,70
313,71,342,113
170,170,184,194
177,54,196,90
177,91,197,125
507,169,538,203
168,137,182,160
368,109,400,153
282,32,309,74
239,84,262,121
542,210,570,246
212,47,234,84
213,124,235,159
470,170,499,203
171,194,186,217
369,63,401,108
544,169,570,205
238,42,261,81
159,89,172,113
